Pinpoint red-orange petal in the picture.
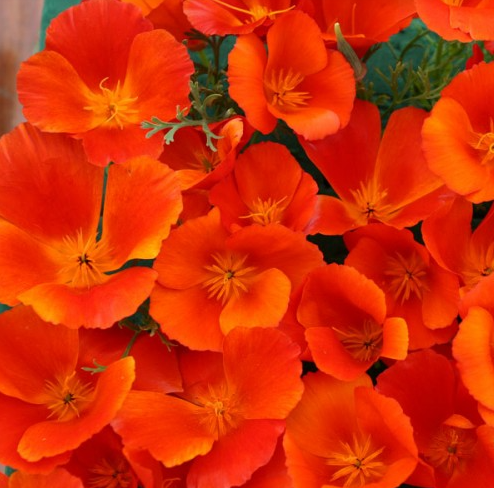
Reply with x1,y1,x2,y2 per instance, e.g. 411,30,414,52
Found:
101,156,182,266
17,356,135,462
112,390,215,467
19,267,158,329
223,327,303,419
9,469,84,488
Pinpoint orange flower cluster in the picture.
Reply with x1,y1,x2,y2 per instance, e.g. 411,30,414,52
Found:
2,0,494,487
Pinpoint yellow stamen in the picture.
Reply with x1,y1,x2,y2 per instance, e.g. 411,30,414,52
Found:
442,0,464,5
239,196,288,225
332,319,383,362
196,384,240,439
384,252,429,304
44,371,94,421
84,77,139,130
203,252,257,305
350,180,393,224
326,434,386,487
57,229,114,289
264,69,311,109
210,0,294,22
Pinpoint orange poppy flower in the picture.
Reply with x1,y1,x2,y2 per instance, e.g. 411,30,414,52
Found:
344,224,460,350
159,116,249,191
4,469,83,488
416,0,494,42
422,61,494,203
310,0,416,56
453,307,494,423
112,327,303,488
377,348,494,487
150,207,323,351
17,0,194,166
64,426,139,488
284,372,418,488
228,10,356,140
0,124,182,329
300,99,449,235
183,0,307,35
209,141,318,233
422,196,494,316
0,306,135,473
297,263,408,381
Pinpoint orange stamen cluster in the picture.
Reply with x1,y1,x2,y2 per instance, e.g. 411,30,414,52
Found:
203,252,257,304
264,69,311,109
332,319,383,362
326,434,386,487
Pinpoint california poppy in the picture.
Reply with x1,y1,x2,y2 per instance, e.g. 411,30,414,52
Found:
0,306,135,472
310,0,416,57
228,10,356,140
17,0,194,166
183,0,306,36
0,124,182,328
344,224,459,350
377,348,494,487
300,99,449,235
422,61,494,203
297,263,408,381
150,207,323,351
416,0,494,42
113,327,303,488
285,371,419,488
209,141,319,233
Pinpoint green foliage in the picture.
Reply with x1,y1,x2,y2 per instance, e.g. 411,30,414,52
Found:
359,19,475,122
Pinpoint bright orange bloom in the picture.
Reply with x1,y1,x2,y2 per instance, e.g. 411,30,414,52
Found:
209,141,318,233
17,0,194,166
284,372,418,488
344,224,459,350
453,307,494,425
0,124,182,328
416,0,494,41
65,426,139,488
183,0,306,35
422,61,494,203
150,207,323,351
113,327,303,488
0,306,135,473
300,99,449,235
5,469,83,488
310,0,416,56
228,10,356,140
377,349,494,488
160,116,249,191
297,263,408,381
422,196,494,316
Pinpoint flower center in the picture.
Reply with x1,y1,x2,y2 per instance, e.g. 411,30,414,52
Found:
264,69,311,109
424,424,476,475
326,434,386,487
210,0,294,22
350,180,393,225
193,148,221,173
384,251,429,304
442,0,464,5
43,371,94,421
332,318,383,362
84,78,139,130
203,252,257,305
88,458,134,488
197,384,240,439
239,196,288,225
462,242,494,289
57,230,114,289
